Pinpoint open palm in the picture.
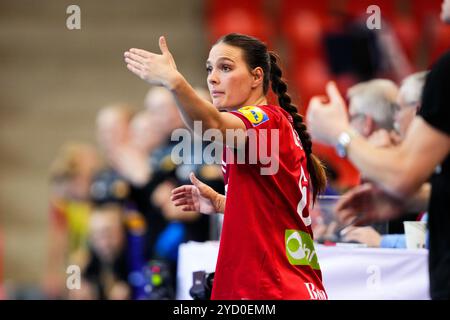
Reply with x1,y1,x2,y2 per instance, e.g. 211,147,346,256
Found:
124,36,178,88
171,173,220,215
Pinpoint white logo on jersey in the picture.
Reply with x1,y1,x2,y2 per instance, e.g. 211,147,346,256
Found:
297,166,311,227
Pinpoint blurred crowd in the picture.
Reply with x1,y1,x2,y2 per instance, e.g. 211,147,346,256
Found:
309,71,429,247
43,87,224,300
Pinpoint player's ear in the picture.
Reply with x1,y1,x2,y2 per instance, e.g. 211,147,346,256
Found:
251,67,264,89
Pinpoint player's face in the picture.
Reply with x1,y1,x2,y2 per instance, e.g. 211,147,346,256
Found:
206,43,255,111
442,0,450,23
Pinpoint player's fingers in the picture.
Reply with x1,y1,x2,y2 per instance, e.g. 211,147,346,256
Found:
129,48,152,58
172,185,192,195
170,193,189,201
126,63,144,78
173,199,191,207
125,57,144,71
124,51,147,65
159,36,171,55
189,172,205,188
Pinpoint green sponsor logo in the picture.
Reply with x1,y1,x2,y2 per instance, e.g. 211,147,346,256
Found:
285,229,320,270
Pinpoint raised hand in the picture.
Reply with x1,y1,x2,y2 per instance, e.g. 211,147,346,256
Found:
124,36,179,88
170,172,224,215
367,129,395,148
335,183,405,226
306,81,350,145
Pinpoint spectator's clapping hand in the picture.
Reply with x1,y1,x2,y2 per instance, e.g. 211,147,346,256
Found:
335,183,405,226
368,129,394,148
367,129,403,148
306,82,350,145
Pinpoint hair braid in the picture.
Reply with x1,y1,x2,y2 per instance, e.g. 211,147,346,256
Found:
269,52,326,201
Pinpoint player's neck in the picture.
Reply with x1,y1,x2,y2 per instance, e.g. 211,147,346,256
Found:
243,95,267,107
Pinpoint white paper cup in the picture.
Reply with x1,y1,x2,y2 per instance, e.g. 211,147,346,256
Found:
403,221,427,249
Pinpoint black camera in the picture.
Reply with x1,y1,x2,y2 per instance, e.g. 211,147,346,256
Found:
189,271,214,300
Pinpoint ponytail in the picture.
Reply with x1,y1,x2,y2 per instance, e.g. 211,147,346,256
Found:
269,52,327,202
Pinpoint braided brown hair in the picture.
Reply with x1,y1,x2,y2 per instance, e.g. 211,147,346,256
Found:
268,52,327,201
218,33,327,201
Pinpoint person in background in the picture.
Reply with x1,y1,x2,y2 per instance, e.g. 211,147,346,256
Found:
341,71,429,248
305,0,450,299
43,142,101,299
347,79,399,148
312,79,399,244
101,89,221,296
69,203,130,300
394,71,429,140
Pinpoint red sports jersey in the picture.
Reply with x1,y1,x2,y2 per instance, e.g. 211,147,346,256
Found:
211,105,327,300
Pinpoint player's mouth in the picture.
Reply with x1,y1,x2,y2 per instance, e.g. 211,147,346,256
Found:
211,90,225,98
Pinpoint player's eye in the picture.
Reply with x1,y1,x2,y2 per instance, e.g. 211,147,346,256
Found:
206,66,212,74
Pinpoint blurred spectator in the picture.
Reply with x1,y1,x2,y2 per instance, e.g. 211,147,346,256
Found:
95,104,151,186
144,87,185,138
341,72,429,248
96,104,135,156
142,86,223,262
91,104,154,299
129,110,167,156
394,71,429,139
70,204,131,300
306,36,449,300
43,142,101,299
95,88,222,297
347,79,399,146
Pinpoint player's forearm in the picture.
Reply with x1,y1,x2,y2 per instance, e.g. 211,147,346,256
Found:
168,73,222,132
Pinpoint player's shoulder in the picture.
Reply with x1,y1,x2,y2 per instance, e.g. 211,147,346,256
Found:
234,105,283,127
